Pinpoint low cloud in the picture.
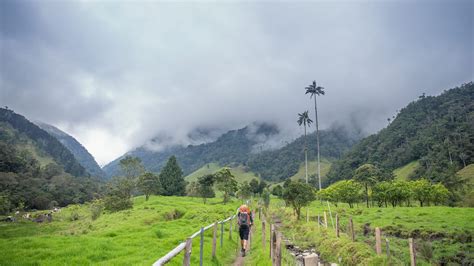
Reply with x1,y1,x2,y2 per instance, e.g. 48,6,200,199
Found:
1,1,472,165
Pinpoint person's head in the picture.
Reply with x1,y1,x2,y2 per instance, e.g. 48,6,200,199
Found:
239,204,249,213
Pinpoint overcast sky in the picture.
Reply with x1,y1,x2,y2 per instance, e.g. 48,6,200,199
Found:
1,0,472,166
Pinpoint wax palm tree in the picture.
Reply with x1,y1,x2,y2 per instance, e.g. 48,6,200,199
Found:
305,81,325,190
297,111,313,184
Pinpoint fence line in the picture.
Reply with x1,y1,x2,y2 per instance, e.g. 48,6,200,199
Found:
153,211,238,266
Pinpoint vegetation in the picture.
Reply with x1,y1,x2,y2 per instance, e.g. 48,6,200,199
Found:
37,122,105,178
297,110,313,184
0,196,244,265
326,83,474,206
272,199,474,265
159,156,186,196
214,168,238,203
282,180,316,219
305,80,326,190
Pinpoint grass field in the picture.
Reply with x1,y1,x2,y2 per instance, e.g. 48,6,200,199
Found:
0,196,253,265
270,199,474,265
393,160,419,180
289,160,331,182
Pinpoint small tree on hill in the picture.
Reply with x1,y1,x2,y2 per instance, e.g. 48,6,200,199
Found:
411,179,432,207
215,168,238,204
159,156,186,196
137,172,161,201
262,188,271,210
354,164,381,207
237,181,252,201
119,156,144,180
282,180,316,219
271,185,283,197
197,174,215,204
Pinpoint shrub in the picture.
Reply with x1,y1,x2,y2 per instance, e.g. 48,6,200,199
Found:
104,195,132,212
90,201,104,220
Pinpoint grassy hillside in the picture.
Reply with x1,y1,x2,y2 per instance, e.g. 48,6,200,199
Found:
271,200,474,265
393,160,420,180
184,163,260,183
457,164,474,207
0,196,245,265
290,160,331,183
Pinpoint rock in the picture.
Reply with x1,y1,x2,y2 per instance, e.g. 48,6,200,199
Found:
303,253,319,266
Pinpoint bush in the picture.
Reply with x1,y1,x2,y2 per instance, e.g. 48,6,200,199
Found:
90,201,104,220
104,195,132,212
69,206,80,221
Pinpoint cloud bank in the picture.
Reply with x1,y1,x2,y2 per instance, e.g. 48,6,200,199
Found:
1,0,472,165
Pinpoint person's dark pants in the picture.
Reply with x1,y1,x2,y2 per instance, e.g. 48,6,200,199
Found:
239,225,249,240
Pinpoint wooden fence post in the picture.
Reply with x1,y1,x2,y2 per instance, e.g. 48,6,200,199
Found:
199,227,204,266
212,221,218,258
220,222,224,248
375,227,382,255
336,214,340,237
409,238,416,266
349,217,355,242
248,222,252,252
386,238,390,258
259,207,261,220
262,221,266,250
274,231,282,266
182,238,192,266
323,211,328,228
270,224,274,259
229,217,233,240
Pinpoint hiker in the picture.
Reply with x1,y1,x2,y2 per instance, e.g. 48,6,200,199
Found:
237,204,253,257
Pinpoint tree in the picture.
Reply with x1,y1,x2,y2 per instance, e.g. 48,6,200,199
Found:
197,174,215,203
282,180,316,219
104,180,133,212
317,180,362,208
431,183,449,205
119,156,144,180
137,172,161,201
411,179,432,207
262,188,271,209
249,178,260,195
271,185,283,197
237,181,252,201
297,111,313,185
353,164,381,207
159,156,186,196
214,168,238,204
305,80,325,190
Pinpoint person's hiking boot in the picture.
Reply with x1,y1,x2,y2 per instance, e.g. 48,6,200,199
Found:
241,248,246,257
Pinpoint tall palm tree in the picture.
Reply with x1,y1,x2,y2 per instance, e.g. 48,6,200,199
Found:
305,81,325,190
297,111,313,184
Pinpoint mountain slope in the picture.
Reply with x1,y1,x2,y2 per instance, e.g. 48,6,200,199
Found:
103,122,280,178
247,125,361,181
326,82,474,187
37,122,104,178
0,108,87,177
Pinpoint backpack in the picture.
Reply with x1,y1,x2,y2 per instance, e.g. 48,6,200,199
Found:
239,212,249,226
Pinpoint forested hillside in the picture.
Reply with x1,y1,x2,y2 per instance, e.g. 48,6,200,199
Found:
248,125,360,181
103,123,279,178
0,108,101,211
37,122,105,178
326,83,474,190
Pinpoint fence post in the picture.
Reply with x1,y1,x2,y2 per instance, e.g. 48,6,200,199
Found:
274,231,282,266
336,214,339,237
262,220,266,250
212,221,218,258
229,216,233,240
259,207,261,220
375,227,382,255
182,237,192,266
248,222,252,252
270,224,274,259
350,217,355,242
199,227,204,266
220,222,224,248
323,211,328,228
409,238,416,266
317,214,320,229
386,238,390,258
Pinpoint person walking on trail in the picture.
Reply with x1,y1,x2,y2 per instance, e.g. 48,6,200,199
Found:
238,204,253,257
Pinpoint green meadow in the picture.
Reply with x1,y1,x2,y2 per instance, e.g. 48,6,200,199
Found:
0,196,252,266
271,200,474,265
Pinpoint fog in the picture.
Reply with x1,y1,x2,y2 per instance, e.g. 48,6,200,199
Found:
1,1,472,165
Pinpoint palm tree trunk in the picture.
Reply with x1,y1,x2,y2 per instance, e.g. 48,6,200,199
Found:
314,95,321,190
304,125,308,184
